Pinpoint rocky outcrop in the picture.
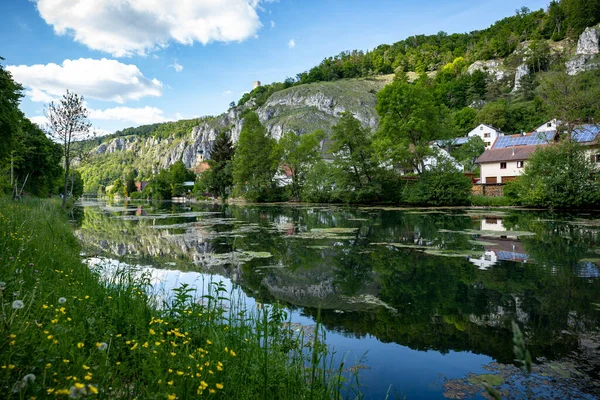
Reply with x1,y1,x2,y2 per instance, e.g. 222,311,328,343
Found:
566,25,600,75
90,78,387,171
512,63,530,92
467,60,508,81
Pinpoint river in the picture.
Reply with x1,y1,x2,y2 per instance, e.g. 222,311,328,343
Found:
73,200,600,399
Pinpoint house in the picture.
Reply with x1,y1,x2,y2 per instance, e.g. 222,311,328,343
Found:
475,125,600,188
535,119,560,132
467,124,505,149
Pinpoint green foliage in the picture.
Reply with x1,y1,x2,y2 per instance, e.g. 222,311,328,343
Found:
508,141,600,208
232,112,280,201
330,112,385,203
538,69,600,132
149,161,195,200
404,159,472,206
196,131,234,201
375,80,447,173
278,130,325,200
0,58,24,162
453,137,486,172
470,195,512,207
301,161,340,203
452,107,478,134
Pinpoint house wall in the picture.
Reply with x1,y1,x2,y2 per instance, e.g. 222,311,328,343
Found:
535,119,558,132
468,125,502,149
480,160,525,183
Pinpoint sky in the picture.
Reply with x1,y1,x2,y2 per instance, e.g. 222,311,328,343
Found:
0,0,551,136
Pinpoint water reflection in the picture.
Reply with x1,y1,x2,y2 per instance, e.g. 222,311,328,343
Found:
75,200,600,399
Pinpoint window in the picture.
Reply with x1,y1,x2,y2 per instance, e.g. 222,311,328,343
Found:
517,161,524,168
485,142,491,147
500,162,507,169
480,126,483,130
592,154,600,163
484,133,490,138
547,122,552,127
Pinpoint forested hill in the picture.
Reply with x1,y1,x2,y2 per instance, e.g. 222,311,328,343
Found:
79,0,600,194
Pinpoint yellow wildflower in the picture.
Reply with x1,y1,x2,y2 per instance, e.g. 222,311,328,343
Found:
77,343,85,349
130,343,138,351
230,350,236,357
82,365,90,370
149,329,156,335
75,383,85,389
216,383,224,389
168,394,176,400
88,385,98,394
167,380,174,386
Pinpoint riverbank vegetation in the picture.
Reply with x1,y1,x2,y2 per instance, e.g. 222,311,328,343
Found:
0,197,355,399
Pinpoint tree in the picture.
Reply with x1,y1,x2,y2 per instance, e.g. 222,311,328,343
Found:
375,80,446,174
198,130,234,201
277,129,325,200
507,141,600,208
0,58,23,163
125,175,138,197
232,112,280,201
538,70,600,135
452,137,486,172
404,158,472,206
331,112,382,202
45,90,91,208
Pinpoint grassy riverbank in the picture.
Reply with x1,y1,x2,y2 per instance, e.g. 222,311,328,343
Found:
0,197,351,399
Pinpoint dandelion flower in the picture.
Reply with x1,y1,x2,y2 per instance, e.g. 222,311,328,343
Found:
58,297,67,304
216,383,224,389
12,300,24,309
88,385,98,394
96,342,108,351
23,374,36,383
168,394,176,400
77,343,85,349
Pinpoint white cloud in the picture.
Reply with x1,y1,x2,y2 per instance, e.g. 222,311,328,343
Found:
7,58,163,104
287,39,295,49
35,0,268,57
89,106,167,125
270,20,275,28
29,115,48,127
222,90,232,96
169,61,183,72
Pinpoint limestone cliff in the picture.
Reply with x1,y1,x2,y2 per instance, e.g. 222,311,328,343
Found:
566,25,600,75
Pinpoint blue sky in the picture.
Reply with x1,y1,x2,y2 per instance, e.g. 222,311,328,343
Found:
0,0,550,135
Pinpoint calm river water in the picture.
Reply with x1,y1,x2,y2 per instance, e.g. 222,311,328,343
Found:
74,200,600,399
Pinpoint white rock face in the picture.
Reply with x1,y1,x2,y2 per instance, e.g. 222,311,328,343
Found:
512,63,530,92
92,82,381,170
468,60,508,81
566,25,600,75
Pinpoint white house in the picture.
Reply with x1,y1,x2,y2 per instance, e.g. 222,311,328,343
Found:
467,124,505,149
400,144,464,174
475,125,600,185
535,119,560,132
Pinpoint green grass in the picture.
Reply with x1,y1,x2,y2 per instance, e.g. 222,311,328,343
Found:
0,197,356,399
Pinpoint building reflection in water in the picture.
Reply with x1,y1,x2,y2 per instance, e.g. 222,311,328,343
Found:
469,217,530,270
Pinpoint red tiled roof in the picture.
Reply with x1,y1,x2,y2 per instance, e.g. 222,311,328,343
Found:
475,145,541,164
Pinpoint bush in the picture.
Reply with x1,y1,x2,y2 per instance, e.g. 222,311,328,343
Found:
470,195,512,207
404,162,472,206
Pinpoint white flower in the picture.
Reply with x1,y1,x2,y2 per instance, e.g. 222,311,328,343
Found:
58,297,67,304
0,282,6,290
23,374,36,383
69,385,87,399
12,300,24,309
97,342,108,351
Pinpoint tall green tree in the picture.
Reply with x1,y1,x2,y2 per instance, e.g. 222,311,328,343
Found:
0,58,23,164
45,90,92,208
331,112,383,202
375,80,446,174
198,130,234,201
538,70,600,135
277,129,325,200
232,112,280,201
